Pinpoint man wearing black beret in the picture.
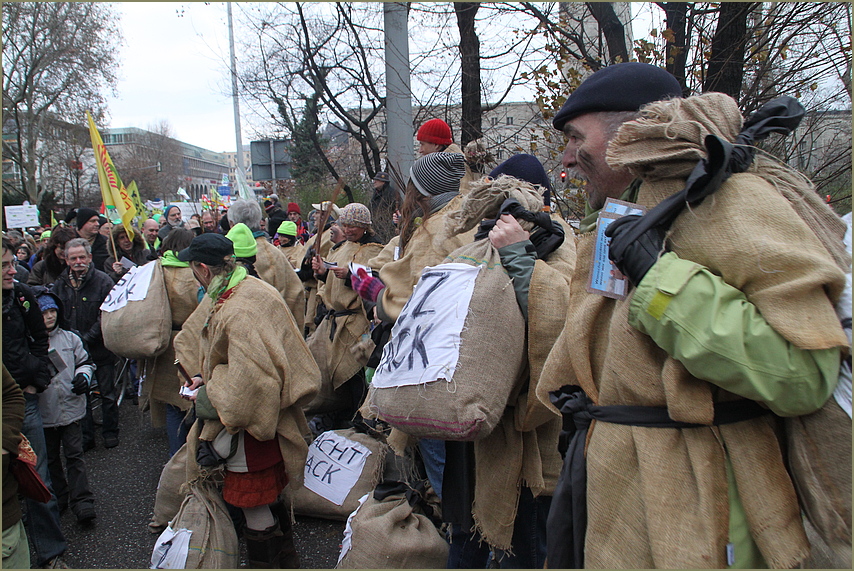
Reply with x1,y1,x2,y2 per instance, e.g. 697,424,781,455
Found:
521,62,847,569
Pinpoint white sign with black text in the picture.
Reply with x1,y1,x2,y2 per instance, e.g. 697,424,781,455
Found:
303,431,372,506
100,260,156,312
372,262,480,388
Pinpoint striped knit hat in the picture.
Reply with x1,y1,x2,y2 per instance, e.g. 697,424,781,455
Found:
337,203,372,229
410,152,466,197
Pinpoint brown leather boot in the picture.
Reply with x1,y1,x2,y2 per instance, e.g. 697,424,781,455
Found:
244,523,284,568
271,502,301,569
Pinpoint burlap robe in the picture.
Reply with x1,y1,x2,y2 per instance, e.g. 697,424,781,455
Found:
175,277,320,490
254,237,306,334
304,229,336,336
141,263,199,426
150,443,188,532
279,241,306,269
536,93,848,568
281,428,387,521
370,194,477,323
102,260,171,359
317,239,384,388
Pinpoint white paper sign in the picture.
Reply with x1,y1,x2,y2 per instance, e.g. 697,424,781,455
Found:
100,260,157,312
4,205,40,228
337,493,370,566
372,263,480,388
303,431,371,506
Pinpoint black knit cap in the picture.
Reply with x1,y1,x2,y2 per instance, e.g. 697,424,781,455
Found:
177,233,234,265
489,154,552,192
75,207,99,229
552,62,682,131
410,152,466,196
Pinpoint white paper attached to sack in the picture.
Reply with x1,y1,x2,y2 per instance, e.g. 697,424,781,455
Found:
337,493,370,566
150,526,192,569
304,431,372,506
100,260,157,312
372,262,480,388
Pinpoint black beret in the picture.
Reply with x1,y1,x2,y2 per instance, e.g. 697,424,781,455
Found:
490,154,552,193
177,233,234,265
552,62,682,131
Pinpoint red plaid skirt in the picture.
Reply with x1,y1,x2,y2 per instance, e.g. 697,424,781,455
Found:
223,462,288,508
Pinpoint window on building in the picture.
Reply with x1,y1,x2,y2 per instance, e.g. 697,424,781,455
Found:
496,149,503,160
506,116,514,126
490,117,498,127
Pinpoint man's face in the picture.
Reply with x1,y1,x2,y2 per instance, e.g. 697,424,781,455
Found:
78,216,100,239
168,208,182,224
287,211,301,223
329,224,344,243
372,179,385,191
66,245,92,274
201,213,216,232
561,113,635,211
190,261,212,289
42,308,57,331
2,249,17,290
341,223,365,242
143,220,159,244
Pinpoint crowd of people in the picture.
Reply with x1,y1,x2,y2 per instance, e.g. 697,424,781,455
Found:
2,62,851,569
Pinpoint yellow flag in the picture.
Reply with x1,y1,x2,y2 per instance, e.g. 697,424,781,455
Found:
127,180,146,220
86,111,136,240
50,210,57,228
210,185,223,208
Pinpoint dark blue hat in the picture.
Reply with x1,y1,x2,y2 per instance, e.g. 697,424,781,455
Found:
489,154,552,192
177,233,234,265
552,62,682,131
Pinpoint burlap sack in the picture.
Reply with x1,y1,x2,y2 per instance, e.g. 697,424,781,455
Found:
786,398,852,563
367,238,527,440
304,319,352,415
168,480,239,569
336,488,447,569
149,443,189,533
102,260,171,359
282,428,386,521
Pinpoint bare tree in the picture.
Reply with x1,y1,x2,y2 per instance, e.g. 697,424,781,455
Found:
2,2,121,206
109,121,184,202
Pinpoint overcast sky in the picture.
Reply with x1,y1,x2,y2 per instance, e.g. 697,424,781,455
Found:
106,2,657,155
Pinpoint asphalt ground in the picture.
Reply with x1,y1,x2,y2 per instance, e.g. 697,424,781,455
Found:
28,398,345,569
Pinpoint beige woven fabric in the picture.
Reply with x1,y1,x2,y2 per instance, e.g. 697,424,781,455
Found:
371,195,476,322
186,278,320,489
317,239,383,387
279,241,306,269
535,93,847,568
254,237,306,334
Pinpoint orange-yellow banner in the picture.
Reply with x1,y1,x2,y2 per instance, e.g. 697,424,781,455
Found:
86,111,136,240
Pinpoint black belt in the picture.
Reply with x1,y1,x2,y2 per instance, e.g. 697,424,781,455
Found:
325,309,358,341
545,385,769,570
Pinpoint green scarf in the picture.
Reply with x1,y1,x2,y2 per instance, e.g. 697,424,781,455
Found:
161,250,189,268
207,264,247,301
578,179,642,234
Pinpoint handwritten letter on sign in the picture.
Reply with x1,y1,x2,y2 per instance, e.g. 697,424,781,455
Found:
100,261,156,312
372,262,480,389
304,431,372,506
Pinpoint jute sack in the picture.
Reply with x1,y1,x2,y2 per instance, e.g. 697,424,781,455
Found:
102,260,171,359
303,319,351,415
167,480,239,569
283,428,386,521
336,482,446,569
367,238,526,440
149,443,189,533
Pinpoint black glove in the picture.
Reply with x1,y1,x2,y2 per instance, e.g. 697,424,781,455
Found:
605,215,667,287
72,373,89,395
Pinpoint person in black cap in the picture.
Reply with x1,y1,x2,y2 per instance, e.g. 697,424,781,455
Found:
369,170,398,242
74,207,110,272
537,63,848,569
174,231,319,568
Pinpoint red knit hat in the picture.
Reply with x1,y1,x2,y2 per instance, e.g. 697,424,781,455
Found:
417,118,452,145
287,202,301,215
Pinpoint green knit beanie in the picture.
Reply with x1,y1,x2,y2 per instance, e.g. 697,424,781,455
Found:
277,221,298,236
225,223,257,257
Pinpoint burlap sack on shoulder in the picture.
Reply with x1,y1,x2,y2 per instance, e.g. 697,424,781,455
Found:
367,238,526,440
282,428,386,521
149,443,188,533
303,318,352,415
103,260,171,359
336,489,447,569
167,480,239,569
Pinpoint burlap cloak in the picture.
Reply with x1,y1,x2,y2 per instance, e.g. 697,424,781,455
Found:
254,236,306,334
536,93,848,568
175,277,320,489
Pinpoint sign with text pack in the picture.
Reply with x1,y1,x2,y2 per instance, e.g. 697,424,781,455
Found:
100,261,156,312
372,263,480,388
303,431,372,506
